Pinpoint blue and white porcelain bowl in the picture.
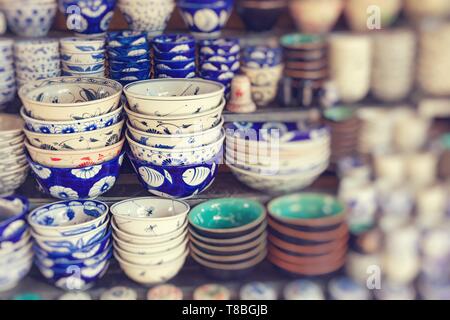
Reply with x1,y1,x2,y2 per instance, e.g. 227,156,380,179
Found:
128,152,221,199
28,151,125,200
200,59,239,72
0,230,30,252
127,129,225,166
14,38,59,57
107,44,150,58
153,48,196,61
28,200,109,237
177,0,234,39
154,67,196,79
0,241,32,265
0,165,30,197
2,1,57,37
109,60,150,72
199,52,239,63
61,51,106,65
60,37,105,52
118,0,175,37
21,105,123,134
110,69,151,81
107,30,147,47
61,62,105,73
199,38,240,55
59,0,117,37
241,45,283,68
154,58,196,70
0,195,29,240
152,33,195,53
0,253,33,292
61,69,105,77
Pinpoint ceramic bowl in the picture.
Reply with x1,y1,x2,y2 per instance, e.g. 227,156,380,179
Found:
110,197,190,236
0,254,33,292
237,0,287,32
28,200,109,237
107,44,150,58
107,30,148,47
241,64,284,86
2,1,57,37
127,117,223,149
153,48,196,61
0,135,24,149
0,114,24,141
0,242,32,266
152,33,196,53
117,0,175,37
109,60,150,73
110,69,150,81
128,151,220,199
200,59,240,73
61,51,106,64
0,196,29,240
21,105,123,134
177,0,233,38
114,249,188,285
125,101,224,135
31,216,110,253
0,229,30,253
61,69,106,77
190,240,266,263
19,77,123,121
0,165,29,196
59,0,117,36
154,67,196,79
62,62,105,73
25,137,124,168
123,78,225,116
28,151,125,200
60,37,105,52
188,198,266,239
199,38,240,55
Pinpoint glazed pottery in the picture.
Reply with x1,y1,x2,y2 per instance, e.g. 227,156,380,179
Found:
290,0,343,33
0,39,15,106
328,277,371,300
60,37,105,52
226,75,256,113
0,254,33,292
283,279,325,300
237,0,287,32
0,196,29,240
344,0,402,31
152,34,196,53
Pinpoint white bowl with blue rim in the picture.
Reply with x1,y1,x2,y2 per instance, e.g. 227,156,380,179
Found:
0,195,29,240
110,197,190,236
127,128,225,166
19,77,123,121
28,200,109,237
127,117,223,149
128,151,221,199
28,151,125,200
152,33,195,53
0,252,33,292
60,37,105,53
123,78,225,116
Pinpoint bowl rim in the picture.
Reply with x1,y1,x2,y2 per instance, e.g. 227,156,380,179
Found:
123,78,225,102
112,229,188,251
27,199,109,231
188,197,266,234
268,243,347,266
18,76,123,108
114,248,189,269
268,233,349,255
189,240,267,263
110,196,190,222
113,237,188,259
0,195,29,229
191,248,267,270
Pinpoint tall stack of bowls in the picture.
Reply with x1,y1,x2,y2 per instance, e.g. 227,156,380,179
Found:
117,0,175,37
188,198,267,280
0,114,28,196
19,77,125,200
199,38,240,98
267,193,349,277
59,0,117,37
60,37,106,77
124,78,225,199
241,45,284,106
0,196,32,292
151,34,196,79
107,31,151,85
28,200,112,290
14,39,61,88
236,0,287,32
225,121,331,194
280,33,328,107
111,197,190,285
177,0,234,39
0,0,57,37
0,38,15,109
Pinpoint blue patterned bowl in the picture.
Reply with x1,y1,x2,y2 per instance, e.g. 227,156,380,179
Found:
152,33,196,53
27,151,125,200
0,196,29,240
155,67,196,79
0,254,33,292
199,38,240,55
62,63,105,73
109,60,151,72
107,44,150,58
241,45,283,68
200,59,239,72
154,48,196,61
59,0,117,36
128,152,221,199
28,200,109,237
107,30,148,47
61,51,106,64
177,0,234,38
199,53,239,64
60,37,105,52
110,52,150,63
154,58,196,70
110,69,151,81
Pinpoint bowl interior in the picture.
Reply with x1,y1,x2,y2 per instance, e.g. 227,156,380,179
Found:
269,193,344,221
189,198,264,230
111,198,189,220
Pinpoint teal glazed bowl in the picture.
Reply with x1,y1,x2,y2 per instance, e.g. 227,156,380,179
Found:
188,198,266,239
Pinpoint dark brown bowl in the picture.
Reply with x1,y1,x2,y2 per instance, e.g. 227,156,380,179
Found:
268,253,346,276
189,241,266,263
268,243,347,265
268,233,348,255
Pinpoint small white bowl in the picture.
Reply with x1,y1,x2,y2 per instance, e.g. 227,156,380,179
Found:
0,114,24,141
60,37,105,53
114,249,189,285
110,197,189,236
0,135,24,149
123,78,225,116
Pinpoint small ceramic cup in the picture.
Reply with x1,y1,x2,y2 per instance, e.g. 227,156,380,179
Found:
226,75,256,113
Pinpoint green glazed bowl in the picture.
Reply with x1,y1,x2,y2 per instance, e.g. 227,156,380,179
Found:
268,193,346,227
188,198,266,239
323,106,356,122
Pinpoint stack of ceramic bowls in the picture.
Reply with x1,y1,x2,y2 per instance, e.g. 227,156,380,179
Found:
59,0,117,37
322,106,361,166
177,0,234,39
199,38,240,97
267,193,349,277
290,0,343,33
118,0,175,37
280,34,328,107
0,196,32,292
19,77,125,200
0,0,57,37
344,0,401,32
188,198,267,280
111,197,190,285
241,45,283,106
60,37,106,77
123,78,226,199
0,114,28,196
14,39,60,88
225,121,331,194
0,38,16,108
237,0,287,32
152,34,196,79
28,200,112,290
107,31,151,85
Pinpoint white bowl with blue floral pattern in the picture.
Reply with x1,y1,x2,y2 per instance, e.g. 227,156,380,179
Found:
19,77,123,121
60,37,105,53
28,200,109,237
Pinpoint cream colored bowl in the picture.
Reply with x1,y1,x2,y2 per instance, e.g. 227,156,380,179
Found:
0,114,24,142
